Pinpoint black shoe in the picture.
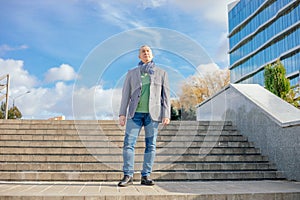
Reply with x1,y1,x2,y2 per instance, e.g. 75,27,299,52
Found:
141,176,155,186
118,175,133,187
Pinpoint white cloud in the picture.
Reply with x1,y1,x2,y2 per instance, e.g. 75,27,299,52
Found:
18,80,122,120
139,0,167,9
215,32,230,67
72,85,122,120
173,0,237,26
0,44,28,56
44,64,77,83
26,82,74,119
0,58,121,120
0,58,37,90
95,0,235,26
196,62,221,76
88,0,233,67
94,1,145,30
93,0,236,29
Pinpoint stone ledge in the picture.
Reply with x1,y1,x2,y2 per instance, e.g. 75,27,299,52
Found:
0,181,299,200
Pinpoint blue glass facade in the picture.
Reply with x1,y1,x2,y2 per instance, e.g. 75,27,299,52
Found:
228,0,300,86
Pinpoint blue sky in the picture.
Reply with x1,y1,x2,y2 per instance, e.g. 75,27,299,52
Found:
0,0,236,119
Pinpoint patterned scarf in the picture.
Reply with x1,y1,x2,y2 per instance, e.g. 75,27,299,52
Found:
139,60,155,75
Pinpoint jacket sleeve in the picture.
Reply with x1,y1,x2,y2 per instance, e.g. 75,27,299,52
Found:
161,71,171,119
119,72,131,117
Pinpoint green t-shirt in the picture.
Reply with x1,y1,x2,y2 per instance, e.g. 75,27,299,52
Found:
136,73,150,113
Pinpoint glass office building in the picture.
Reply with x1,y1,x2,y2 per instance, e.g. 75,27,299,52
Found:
228,0,300,86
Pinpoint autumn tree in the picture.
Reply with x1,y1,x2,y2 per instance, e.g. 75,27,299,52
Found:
176,68,230,120
286,85,300,108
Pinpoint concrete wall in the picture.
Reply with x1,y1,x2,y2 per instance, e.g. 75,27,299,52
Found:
196,84,300,181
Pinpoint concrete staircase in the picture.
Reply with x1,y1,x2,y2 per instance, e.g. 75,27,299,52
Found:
0,120,284,182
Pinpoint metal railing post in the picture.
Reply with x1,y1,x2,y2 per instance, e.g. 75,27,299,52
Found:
5,74,9,119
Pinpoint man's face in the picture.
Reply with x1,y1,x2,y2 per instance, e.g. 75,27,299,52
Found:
139,46,153,63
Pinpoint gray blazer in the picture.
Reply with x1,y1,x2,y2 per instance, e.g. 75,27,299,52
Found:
119,66,171,121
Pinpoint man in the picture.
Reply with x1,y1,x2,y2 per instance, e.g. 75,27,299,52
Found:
118,45,171,187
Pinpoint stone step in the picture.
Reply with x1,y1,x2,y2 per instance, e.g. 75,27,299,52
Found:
0,121,236,129
0,140,255,148
0,146,261,155
0,129,240,136
0,120,227,126
0,120,284,182
0,120,233,126
0,127,238,133
0,134,248,142
0,171,285,181
0,154,269,162
0,162,277,171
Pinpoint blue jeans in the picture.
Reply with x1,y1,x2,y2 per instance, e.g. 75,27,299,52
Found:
122,112,159,177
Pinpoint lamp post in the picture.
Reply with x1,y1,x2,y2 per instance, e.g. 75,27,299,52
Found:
12,91,31,108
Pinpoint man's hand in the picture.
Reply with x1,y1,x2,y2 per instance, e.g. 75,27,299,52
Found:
119,115,126,126
162,118,170,126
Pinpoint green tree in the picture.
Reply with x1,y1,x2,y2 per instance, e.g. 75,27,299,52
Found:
264,60,299,108
181,107,196,120
264,60,290,99
8,106,22,119
171,104,181,120
0,102,22,119
0,102,5,119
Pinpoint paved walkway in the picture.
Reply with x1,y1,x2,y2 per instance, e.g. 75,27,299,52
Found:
0,180,299,199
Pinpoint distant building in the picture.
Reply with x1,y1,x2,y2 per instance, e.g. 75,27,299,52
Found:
228,0,300,86
48,116,65,120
